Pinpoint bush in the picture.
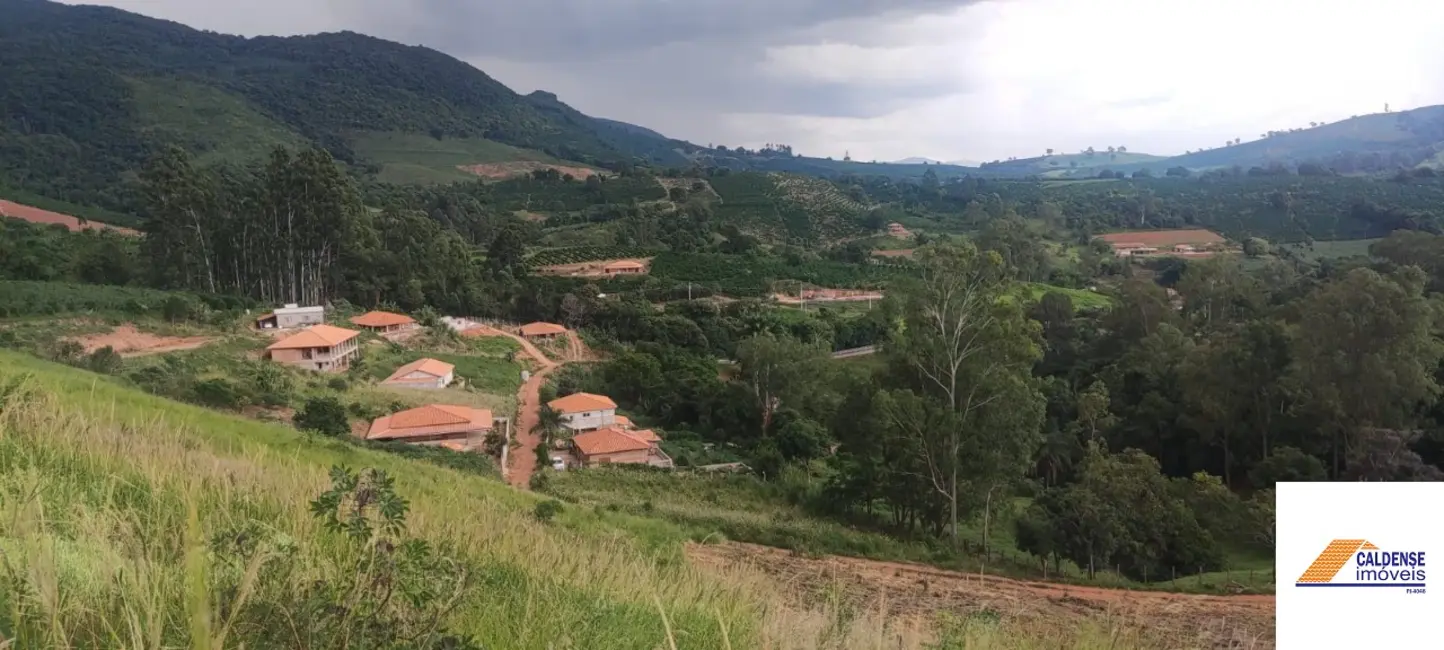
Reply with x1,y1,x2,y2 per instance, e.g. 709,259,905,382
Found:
327,376,349,391
191,377,249,410
86,346,122,374
295,396,350,436
533,499,564,522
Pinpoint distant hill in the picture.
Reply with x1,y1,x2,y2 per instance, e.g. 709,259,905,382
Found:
893,157,943,165
979,151,1169,176
0,0,985,215
1153,107,1444,173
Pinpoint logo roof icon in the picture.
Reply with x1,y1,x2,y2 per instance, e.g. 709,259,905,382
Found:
1298,539,1379,583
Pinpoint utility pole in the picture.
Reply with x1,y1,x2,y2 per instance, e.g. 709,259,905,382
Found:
687,282,692,301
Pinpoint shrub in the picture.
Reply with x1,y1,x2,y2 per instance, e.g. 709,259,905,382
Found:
533,499,564,523
295,396,350,436
191,377,249,410
86,345,122,374
327,376,349,391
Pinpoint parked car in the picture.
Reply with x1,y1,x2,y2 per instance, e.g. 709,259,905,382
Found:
551,457,566,471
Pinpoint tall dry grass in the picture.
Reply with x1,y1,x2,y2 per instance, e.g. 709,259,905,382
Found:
0,352,1162,649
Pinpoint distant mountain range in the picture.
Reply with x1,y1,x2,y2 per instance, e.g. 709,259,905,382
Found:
2,0,1442,217
892,157,984,167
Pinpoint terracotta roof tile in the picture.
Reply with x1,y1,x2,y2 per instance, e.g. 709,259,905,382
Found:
367,404,492,440
351,311,416,327
520,322,567,336
572,427,654,456
547,392,617,414
266,324,360,350
613,415,633,429
382,358,455,384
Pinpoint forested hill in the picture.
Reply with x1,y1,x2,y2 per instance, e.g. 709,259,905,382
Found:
0,0,986,216
0,0,695,211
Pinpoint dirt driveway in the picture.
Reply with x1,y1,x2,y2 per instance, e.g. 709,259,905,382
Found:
688,541,1275,649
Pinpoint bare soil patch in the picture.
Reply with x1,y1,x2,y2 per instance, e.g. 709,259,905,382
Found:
1096,229,1226,247
872,248,916,259
774,288,884,305
536,257,653,278
689,542,1275,650
1,199,139,235
69,324,217,357
457,161,602,180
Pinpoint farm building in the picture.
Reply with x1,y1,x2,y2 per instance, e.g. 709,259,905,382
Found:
1096,230,1226,257
520,322,567,339
350,310,417,333
365,404,492,452
265,324,360,372
547,392,618,432
567,426,672,469
256,303,325,330
603,260,645,276
381,358,455,389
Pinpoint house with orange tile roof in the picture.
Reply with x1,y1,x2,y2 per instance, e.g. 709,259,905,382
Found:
602,260,645,276
569,426,672,468
381,358,455,389
366,404,492,452
519,322,567,339
547,392,618,432
350,310,417,333
265,324,361,372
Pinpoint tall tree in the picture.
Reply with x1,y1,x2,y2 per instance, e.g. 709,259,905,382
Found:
879,242,1045,542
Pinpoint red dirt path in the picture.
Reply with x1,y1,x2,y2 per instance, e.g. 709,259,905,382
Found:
689,541,1275,649
0,199,139,235
462,324,560,488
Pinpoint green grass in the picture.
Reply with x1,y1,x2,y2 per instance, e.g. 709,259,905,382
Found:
0,348,1222,647
1019,283,1114,310
362,340,523,395
541,467,1273,596
1279,237,1381,260
351,131,558,185
128,76,307,165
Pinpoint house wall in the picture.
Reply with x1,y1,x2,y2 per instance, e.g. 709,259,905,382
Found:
560,408,615,432
582,448,654,467
269,337,359,373
275,309,325,328
391,370,452,389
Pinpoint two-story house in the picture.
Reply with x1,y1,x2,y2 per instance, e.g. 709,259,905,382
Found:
547,392,618,432
265,324,361,372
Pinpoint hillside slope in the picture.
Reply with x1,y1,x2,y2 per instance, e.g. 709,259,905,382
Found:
0,0,644,209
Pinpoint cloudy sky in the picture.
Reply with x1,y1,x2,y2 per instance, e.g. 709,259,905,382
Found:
66,0,1444,163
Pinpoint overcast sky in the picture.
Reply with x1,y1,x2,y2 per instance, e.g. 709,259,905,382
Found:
65,0,1444,163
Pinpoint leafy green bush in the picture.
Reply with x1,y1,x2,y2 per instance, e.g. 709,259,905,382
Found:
295,396,350,436
533,499,564,522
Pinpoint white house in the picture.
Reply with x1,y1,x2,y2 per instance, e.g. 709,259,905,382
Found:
256,303,325,329
381,358,455,390
546,392,618,432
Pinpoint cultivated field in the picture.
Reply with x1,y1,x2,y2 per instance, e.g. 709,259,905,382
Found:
536,257,653,278
0,199,139,235
458,161,603,181
1096,229,1227,248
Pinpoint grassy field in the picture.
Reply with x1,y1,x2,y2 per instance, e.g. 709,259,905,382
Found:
128,77,306,166
1279,237,1381,260
540,467,1273,596
352,131,558,185
0,350,1177,648
1019,283,1114,310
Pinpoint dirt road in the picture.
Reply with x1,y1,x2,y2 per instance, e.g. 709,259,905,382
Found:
462,324,559,488
688,541,1275,649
